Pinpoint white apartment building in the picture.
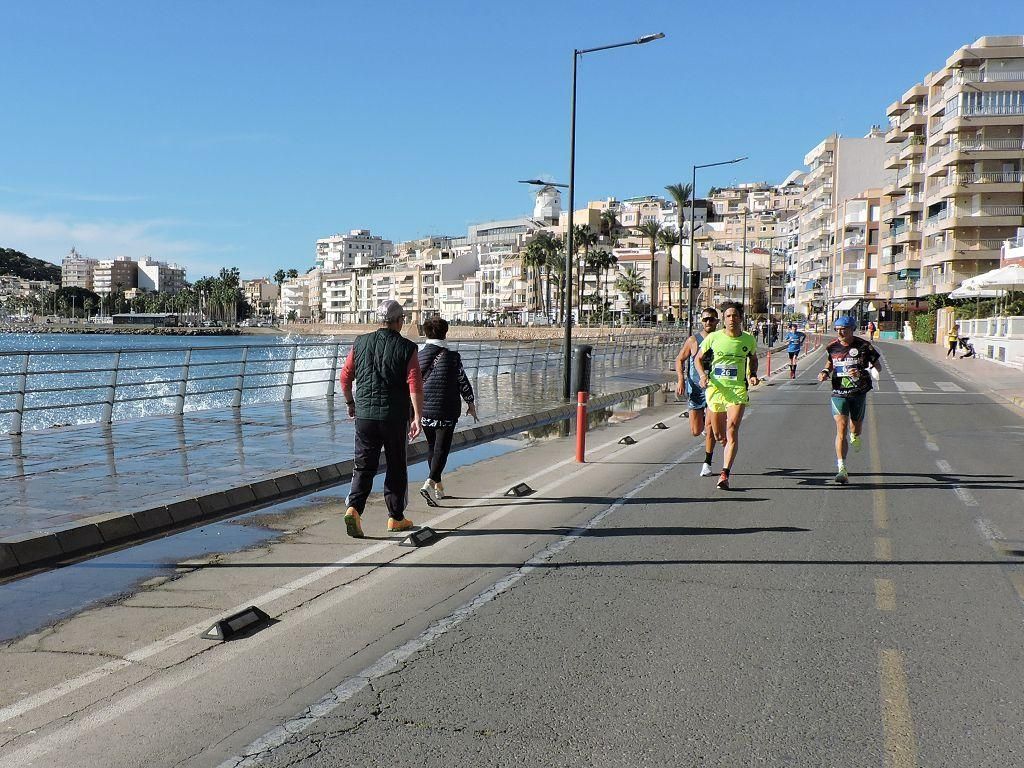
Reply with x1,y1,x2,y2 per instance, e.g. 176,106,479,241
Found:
280,268,323,321
61,248,97,291
881,35,1024,313
316,230,394,272
137,257,186,294
794,130,888,319
93,256,139,295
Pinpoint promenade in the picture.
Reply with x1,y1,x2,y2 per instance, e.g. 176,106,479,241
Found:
2,339,1023,767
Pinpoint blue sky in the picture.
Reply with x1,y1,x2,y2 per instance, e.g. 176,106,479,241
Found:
0,1,1019,279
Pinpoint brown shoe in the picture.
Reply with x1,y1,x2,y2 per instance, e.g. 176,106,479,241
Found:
343,507,364,538
387,517,414,533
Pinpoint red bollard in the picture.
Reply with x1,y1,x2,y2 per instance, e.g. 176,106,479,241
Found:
576,390,589,463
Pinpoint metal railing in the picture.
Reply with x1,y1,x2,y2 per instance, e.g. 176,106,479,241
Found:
0,334,688,434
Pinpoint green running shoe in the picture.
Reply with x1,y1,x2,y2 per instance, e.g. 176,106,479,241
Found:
835,468,849,485
850,433,862,453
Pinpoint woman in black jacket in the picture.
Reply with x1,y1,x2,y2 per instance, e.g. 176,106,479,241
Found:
418,316,477,504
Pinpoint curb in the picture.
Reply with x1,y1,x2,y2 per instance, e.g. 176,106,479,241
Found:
0,382,662,581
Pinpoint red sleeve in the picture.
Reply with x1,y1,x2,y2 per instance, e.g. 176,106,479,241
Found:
339,348,356,390
406,349,423,396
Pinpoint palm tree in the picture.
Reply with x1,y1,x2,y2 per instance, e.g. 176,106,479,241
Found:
635,221,663,313
286,269,299,280
666,182,694,317
600,209,619,245
530,230,561,320
614,267,645,319
521,240,546,314
573,224,598,318
658,228,680,319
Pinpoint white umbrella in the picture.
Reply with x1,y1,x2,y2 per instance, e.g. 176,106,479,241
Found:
973,264,1024,290
949,284,1001,299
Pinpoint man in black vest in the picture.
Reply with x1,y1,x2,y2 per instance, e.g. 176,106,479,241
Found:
339,299,424,537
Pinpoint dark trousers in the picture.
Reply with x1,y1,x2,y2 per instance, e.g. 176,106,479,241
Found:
423,424,456,483
347,418,408,520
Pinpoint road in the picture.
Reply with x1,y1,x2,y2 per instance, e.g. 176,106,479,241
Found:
1,340,1023,767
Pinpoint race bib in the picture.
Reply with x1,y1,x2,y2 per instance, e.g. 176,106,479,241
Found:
834,361,859,378
713,364,739,380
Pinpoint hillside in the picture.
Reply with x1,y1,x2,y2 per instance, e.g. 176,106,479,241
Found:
0,248,61,283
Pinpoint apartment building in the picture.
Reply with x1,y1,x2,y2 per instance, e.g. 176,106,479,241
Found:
242,279,280,317
315,230,394,272
61,248,97,290
93,256,139,295
794,131,888,318
831,192,883,320
280,268,323,321
137,257,187,294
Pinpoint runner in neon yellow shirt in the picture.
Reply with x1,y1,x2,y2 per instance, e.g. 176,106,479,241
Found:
694,302,760,490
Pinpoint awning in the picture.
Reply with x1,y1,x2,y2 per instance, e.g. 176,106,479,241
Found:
834,298,859,311
803,281,818,291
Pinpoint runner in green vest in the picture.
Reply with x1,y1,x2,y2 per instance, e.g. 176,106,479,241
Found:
694,302,760,490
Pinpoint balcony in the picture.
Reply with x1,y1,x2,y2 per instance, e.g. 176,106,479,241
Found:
898,134,926,160
896,193,924,215
899,164,924,188
947,204,1024,229
940,104,1024,134
946,170,1023,194
936,137,1024,167
842,260,866,272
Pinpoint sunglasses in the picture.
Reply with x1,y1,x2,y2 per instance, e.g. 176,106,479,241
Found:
701,317,719,322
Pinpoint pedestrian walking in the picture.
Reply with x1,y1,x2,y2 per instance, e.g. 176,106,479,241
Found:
817,315,881,484
694,302,760,490
674,307,720,477
417,316,478,505
946,323,959,357
867,320,877,341
339,299,424,537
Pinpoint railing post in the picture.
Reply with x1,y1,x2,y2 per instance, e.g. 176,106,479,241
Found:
232,346,248,409
102,352,120,425
325,343,340,398
283,344,298,403
493,341,501,376
176,349,191,416
10,353,29,435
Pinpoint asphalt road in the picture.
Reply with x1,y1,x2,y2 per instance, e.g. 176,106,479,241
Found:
1,340,1023,768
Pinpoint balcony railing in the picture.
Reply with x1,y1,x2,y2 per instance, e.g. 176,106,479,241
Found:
949,171,1024,185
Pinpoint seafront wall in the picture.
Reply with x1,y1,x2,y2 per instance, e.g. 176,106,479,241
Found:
282,323,673,341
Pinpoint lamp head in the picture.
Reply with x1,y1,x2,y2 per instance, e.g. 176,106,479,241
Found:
636,32,666,44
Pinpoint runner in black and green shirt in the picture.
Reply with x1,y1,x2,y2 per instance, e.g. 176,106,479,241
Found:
817,315,881,484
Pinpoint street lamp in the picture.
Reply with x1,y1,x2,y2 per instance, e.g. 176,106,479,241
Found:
563,32,665,400
688,156,747,336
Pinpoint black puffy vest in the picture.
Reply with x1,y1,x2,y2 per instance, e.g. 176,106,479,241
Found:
352,328,417,421
418,344,464,422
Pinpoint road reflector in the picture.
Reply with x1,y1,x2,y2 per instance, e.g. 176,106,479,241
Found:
505,482,534,497
618,436,637,445
201,606,273,641
652,422,668,430
401,526,440,547
679,411,689,418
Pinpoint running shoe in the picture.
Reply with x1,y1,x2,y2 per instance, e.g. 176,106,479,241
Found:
419,480,438,507
834,468,849,485
387,517,415,533
434,482,445,500
717,471,730,490
343,507,364,538
700,463,713,477
849,433,862,453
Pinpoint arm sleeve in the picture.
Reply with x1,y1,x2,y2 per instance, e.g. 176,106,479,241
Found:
456,356,474,403
406,350,423,397
339,348,356,390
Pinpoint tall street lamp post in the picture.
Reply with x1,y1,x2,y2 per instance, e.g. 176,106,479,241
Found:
563,32,665,400
688,156,747,337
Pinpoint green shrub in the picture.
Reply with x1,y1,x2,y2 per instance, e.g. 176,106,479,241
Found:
912,312,936,343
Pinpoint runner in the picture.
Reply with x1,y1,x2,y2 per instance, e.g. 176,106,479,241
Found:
817,315,881,484
675,307,720,477
694,302,760,490
784,323,807,379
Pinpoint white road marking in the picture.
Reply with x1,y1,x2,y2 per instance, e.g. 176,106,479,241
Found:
935,381,965,392
924,441,939,452
935,459,953,473
0,415,679,728
213,439,708,768
894,381,922,392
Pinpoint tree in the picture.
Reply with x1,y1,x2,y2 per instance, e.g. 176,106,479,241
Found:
529,230,561,320
634,221,663,312
521,240,546,314
599,209,619,244
658,228,680,319
666,182,694,318
573,224,598,318
286,269,299,279
614,267,645,318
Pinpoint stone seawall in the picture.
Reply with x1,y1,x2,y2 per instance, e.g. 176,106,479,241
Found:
282,323,671,341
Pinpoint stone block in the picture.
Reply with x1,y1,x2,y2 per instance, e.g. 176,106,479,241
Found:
225,486,257,508
97,514,142,543
9,534,62,568
297,469,321,488
274,474,301,494
250,479,281,502
317,464,341,483
0,544,20,573
166,499,203,524
134,506,173,533
198,493,231,516
56,524,104,555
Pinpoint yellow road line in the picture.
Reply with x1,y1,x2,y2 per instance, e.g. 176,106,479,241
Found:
874,578,896,611
868,401,888,531
879,649,919,768
875,537,893,561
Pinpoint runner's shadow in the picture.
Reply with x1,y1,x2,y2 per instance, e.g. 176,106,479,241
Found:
438,495,770,507
760,467,1020,491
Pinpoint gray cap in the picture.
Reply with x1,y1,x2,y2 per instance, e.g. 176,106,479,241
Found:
376,299,405,322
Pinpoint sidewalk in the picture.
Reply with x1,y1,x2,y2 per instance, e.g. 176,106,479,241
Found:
898,339,1024,411
0,366,666,579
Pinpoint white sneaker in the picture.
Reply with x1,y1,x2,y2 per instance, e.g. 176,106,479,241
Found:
700,463,713,477
419,480,438,507
434,482,445,500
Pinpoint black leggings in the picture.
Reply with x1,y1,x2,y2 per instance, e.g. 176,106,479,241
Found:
423,424,456,482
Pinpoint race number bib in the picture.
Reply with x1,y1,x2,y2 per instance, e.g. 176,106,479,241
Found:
713,365,739,381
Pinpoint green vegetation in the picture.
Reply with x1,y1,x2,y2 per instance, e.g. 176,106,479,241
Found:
0,247,61,283
912,311,936,343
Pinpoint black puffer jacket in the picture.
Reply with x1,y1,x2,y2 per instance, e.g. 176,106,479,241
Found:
418,344,474,422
